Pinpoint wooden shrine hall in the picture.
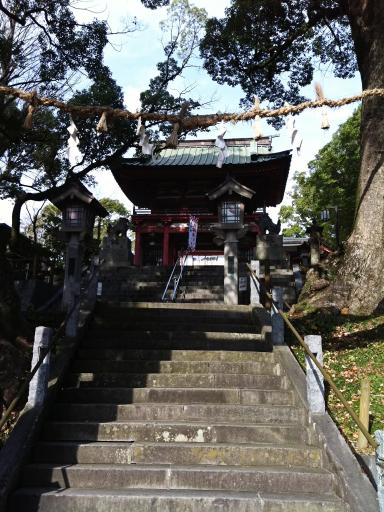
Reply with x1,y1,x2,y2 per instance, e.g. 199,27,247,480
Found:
111,138,291,267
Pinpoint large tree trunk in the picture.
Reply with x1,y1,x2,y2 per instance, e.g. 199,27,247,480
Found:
336,0,384,314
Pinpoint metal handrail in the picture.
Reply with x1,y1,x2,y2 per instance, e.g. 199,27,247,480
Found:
161,252,188,302
171,253,188,301
0,265,97,433
246,263,378,450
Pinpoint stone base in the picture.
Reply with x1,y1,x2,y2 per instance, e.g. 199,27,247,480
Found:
100,236,133,269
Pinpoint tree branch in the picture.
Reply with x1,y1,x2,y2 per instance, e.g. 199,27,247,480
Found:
248,6,344,71
0,2,48,26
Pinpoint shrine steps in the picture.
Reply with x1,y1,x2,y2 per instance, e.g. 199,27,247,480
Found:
180,265,224,303
99,265,225,303
9,302,349,512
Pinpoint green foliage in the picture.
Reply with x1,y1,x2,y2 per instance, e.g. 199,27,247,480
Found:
280,108,361,246
289,310,384,454
97,198,131,240
65,72,136,165
35,204,65,269
200,1,355,123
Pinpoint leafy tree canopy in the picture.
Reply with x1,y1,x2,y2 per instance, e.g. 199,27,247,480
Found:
200,1,356,116
0,0,206,244
280,107,361,246
97,198,131,241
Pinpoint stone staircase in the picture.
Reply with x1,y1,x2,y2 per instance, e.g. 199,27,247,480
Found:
99,266,169,302
99,265,224,303
178,265,223,303
9,302,349,511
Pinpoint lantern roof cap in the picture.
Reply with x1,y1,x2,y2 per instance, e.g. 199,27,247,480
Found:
207,175,255,201
49,181,108,218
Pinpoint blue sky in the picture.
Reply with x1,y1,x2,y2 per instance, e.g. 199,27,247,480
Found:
0,0,362,225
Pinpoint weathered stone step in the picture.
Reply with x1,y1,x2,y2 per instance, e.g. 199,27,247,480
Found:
81,332,268,351
65,372,287,390
76,349,276,363
71,359,281,375
59,387,295,406
33,441,323,467
42,421,306,444
91,322,259,333
176,299,225,304
52,403,305,424
180,279,224,286
96,302,254,317
176,291,224,300
21,463,335,495
9,487,348,512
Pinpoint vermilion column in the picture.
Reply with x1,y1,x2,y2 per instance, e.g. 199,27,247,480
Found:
134,226,142,266
162,224,170,267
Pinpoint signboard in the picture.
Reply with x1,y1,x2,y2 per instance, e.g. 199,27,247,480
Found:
184,255,224,266
239,276,248,291
188,216,198,252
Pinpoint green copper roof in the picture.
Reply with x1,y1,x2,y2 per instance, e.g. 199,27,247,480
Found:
124,138,286,167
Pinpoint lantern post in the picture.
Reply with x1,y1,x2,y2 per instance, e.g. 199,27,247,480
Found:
50,181,108,337
208,177,255,305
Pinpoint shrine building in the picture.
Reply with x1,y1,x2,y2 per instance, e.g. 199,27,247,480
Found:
111,137,291,268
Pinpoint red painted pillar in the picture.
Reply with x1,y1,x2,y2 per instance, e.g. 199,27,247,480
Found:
162,224,170,267
134,226,142,266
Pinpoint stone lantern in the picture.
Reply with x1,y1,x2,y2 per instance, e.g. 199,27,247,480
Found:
50,181,108,336
208,176,255,305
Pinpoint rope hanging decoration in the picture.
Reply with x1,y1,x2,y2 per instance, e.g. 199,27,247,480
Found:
2,84,384,131
22,90,38,129
315,82,330,130
136,117,153,156
164,102,190,149
215,122,229,168
252,96,263,139
96,111,109,133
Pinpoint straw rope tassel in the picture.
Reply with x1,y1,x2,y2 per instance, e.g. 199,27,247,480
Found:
252,96,263,139
96,111,108,133
23,90,37,129
165,124,179,149
165,102,190,149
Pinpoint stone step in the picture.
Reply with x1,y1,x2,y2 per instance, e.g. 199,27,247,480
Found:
71,359,281,375
81,333,268,351
100,270,169,278
94,308,252,321
176,299,225,304
21,463,335,495
9,487,348,512
32,441,323,467
77,349,276,363
65,372,287,390
96,301,254,316
91,322,259,333
117,280,223,288
180,280,224,286
176,292,224,300
51,403,305,424
42,421,307,445
59,387,295,406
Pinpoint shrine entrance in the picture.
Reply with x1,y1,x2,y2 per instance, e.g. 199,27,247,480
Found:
110,137,291,303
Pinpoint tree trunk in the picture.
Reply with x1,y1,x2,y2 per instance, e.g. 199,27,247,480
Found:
337,1,384,313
